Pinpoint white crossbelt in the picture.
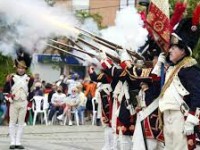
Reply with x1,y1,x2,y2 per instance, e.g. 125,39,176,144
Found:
139,81,190,121
139,98,159,121
171,82,189,116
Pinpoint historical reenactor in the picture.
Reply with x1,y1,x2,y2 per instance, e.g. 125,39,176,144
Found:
135,80,164,150
152,17,200,150
3,52,34,149
88,65,114,150
123,50,164,150
100,50,142,150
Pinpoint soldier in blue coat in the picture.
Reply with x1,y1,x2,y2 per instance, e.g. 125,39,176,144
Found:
152,18,200,150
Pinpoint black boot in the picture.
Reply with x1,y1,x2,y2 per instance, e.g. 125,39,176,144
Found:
15,145,25,149
96,118,101,126
9,145,15,149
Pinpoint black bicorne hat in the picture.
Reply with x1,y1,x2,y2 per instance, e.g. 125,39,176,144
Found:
15,46,32,69
170,18,200,56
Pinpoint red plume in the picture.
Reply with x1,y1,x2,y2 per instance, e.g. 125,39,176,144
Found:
192,3,200,26
170,1,187,29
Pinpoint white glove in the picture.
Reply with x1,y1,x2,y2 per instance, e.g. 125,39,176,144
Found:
157,52,166,65
183,114,199,135
151,52,166,76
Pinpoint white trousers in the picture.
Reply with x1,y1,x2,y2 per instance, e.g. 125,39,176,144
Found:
9,100,27,125
163,110,188,150
9,100,27,145
146,139,164,150
102,127,114,150
114,134,132,150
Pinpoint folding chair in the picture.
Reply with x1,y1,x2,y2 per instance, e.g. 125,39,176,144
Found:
91,98,97,125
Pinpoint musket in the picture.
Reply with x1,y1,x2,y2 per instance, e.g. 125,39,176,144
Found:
46,44,86,61
76,27,122,49
78,37,117,51
76,27,145,60
49,40,120,65
76,38,120,64
68,38,83,50
49,39,97,58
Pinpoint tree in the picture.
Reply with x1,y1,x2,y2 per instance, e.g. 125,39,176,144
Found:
0,54,15,87
76,10,106,29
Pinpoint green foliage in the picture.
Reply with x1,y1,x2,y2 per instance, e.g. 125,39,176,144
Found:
75,10,106,29
0,54,15,88
193,40,200,64
169,0,199,17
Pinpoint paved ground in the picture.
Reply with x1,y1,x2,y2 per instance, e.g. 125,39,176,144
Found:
0,124,104,150
2,123,200,150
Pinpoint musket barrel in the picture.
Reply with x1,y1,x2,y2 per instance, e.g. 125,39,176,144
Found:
76,27,145,60
76,26,122,49
77,38,120,64
46,44,85,61
49,39,97,58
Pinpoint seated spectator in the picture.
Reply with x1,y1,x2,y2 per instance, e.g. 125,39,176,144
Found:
76,84,87,125
31,82,44,97
48,86,66,124
57,87,80,126
47,83,57,109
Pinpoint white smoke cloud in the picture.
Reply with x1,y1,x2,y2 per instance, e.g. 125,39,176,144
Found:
101,6,148,52
81,18,100,35
77,18,119,65
0,0,80,57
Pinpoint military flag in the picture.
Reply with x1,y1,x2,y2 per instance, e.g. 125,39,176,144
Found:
146,0,171,52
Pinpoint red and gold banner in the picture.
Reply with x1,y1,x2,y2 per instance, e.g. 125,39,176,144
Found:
146,0,171,52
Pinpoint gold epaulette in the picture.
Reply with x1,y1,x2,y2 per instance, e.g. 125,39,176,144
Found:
159,57,196,97
97,73,104,80
141,68,152,77
126,67,151,80
183,57,197,68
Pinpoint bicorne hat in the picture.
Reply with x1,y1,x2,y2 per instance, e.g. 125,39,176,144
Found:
170,18,200,56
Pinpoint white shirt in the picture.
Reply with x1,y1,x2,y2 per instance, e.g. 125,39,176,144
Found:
51,92,66,105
